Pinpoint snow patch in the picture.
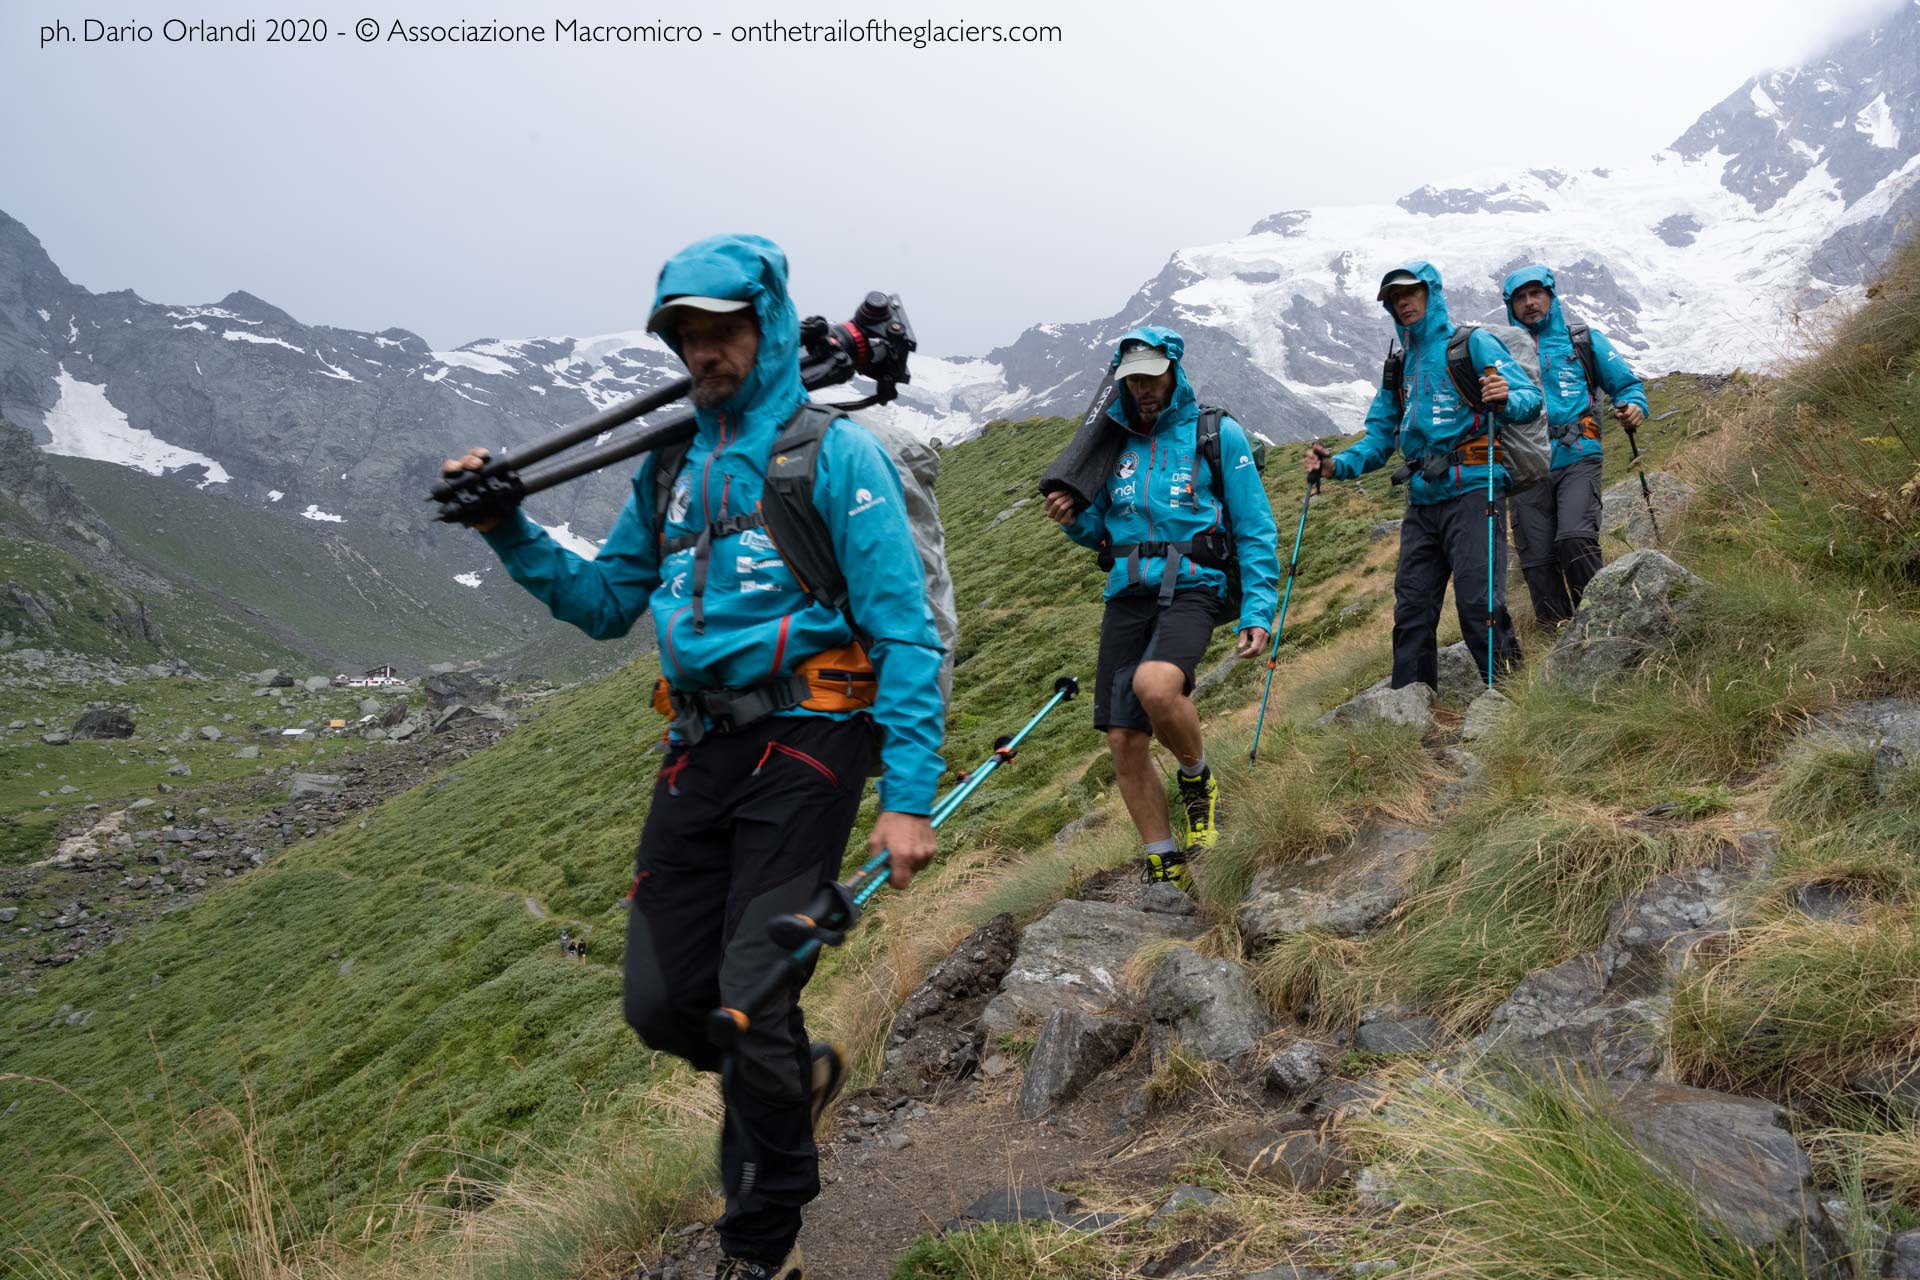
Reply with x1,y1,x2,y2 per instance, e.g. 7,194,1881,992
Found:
538,521,601,559
267,490,285,502
225,330,304,353
1855,93,1900,148
172,321,209,332
36,308,49,323
314,353,360,382
300,505,345,523
1749,83,1780,118
40,366,231,486
167,306,257,325
454,572,483,588
432,349,516,377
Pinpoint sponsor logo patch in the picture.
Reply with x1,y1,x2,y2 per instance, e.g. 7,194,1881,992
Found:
667,480,691,524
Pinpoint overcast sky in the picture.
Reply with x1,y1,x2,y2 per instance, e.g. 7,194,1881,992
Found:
1,0,1901,356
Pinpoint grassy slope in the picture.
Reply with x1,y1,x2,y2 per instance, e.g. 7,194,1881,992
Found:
0,358,1790,1271
48,457,546,670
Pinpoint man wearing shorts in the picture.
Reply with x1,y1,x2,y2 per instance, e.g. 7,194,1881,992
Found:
1043,327,1279,889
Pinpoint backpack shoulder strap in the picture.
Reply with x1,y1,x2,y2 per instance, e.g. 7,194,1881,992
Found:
1567,320,1601,401
761,403,848,616
1445,325,1486,413
650,438,697,540
1196,405,1236,536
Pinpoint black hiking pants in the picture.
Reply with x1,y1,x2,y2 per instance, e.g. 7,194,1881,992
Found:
1392,490,1522,689
623,714,874,1262
1511,455,1604,626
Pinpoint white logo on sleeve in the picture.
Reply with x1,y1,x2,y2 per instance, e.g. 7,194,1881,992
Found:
1235,454,1254,470
848,486,888,517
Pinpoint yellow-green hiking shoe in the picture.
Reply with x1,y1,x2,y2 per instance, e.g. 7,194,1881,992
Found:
1178,768,1219,851
1142,850,1190,892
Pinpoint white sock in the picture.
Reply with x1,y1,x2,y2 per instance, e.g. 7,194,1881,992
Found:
1144,837,1178,856
1179,754,1208,778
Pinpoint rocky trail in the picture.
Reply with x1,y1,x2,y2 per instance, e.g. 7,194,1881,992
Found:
640,541,1920,1280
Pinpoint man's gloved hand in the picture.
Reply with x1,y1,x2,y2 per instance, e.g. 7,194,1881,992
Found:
441,447,503,533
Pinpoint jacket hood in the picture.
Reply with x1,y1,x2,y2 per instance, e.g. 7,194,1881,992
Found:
1379,261,1451,348
649,234,805,435
1105,325,1197,434
1501,264,1567,336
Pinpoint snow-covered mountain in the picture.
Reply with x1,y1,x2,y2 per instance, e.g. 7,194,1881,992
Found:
0,0,1915,571
891,0,1920,444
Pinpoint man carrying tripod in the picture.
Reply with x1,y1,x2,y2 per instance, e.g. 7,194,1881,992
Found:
1304,263,1542,689
1043,327,1279,891
444,234,945,1280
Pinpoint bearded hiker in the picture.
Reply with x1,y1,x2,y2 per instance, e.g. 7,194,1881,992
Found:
1502,264,1649,626
444,234,946,1280
1042,328,1280,891
1304,263,1543,688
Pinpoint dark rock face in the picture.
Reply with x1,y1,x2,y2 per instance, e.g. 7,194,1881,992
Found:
1239,822,1431,949
1397,184,1552,216
70,708,135,739
1146,947,1271,1063
883,913,1019,1088
1654,214,1704,247
981,898,1200,1043
425,670,498,710
1544,550,1706,690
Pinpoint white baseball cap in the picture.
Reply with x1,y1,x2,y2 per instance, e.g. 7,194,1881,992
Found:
646,295,753,334
1113,341,1172,380
1375,269,1423,301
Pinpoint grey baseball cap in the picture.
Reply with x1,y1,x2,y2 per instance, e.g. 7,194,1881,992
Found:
1113,341,1172,380
1376,269,1423,301
646,295,753,334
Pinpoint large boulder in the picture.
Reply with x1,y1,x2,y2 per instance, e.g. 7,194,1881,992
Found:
71,708,135,740
1803,697,1920,798
1316,681,1436,734
1461,689,1514,742
981,898,1200,1042
1600,470,1694,549
287,773,344,801
1470,832,1777,1082
426,670,498,710
1239,822,1430,950
1147,947,1272,1063
431,703,508,734
1610,1083,1822,1253
1017,1006,1141,1117
1434,643,1486,708
1544,550,1706,690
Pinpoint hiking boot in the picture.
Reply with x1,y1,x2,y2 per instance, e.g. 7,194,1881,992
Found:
808,1042,846,1130
715,1246,803,1279
1142,849,1190,892
1178,767,1220,851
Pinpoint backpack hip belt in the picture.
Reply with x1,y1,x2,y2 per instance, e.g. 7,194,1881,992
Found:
1106,533,1234,606
1390,435,1505,486
1554,414,1602,450
656,672,813,746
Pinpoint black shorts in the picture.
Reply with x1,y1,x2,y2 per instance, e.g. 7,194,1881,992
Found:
1094,588,1221,734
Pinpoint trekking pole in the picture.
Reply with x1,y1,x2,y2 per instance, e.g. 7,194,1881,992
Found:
1248,472,1319,765
707,676,1080,1050
1621,419,1663,546
1484,367,1499,691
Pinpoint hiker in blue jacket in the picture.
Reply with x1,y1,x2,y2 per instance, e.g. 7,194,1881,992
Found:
1043,326,1280,891
444,234,945,1280
1502,264,1649,625
1305,262,1542,689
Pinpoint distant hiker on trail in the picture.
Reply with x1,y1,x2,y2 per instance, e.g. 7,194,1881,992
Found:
1042,327,1280,891
1502,265,1648,626
444,234,947,1280
1305,263,1543,688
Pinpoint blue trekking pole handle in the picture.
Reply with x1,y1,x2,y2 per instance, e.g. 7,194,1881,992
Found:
1249,472,1319,765
710,676,1080,1044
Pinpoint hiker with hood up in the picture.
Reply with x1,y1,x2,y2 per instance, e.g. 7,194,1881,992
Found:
444,235,945,1280
1501,265,1649,626
1043,327,1280,891
1305,263,1543,688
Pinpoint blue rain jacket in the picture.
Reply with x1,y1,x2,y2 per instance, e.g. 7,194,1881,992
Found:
1331,262,1543,505
1501,265,1650,470
1061,326,1281,633
481,235,946,813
